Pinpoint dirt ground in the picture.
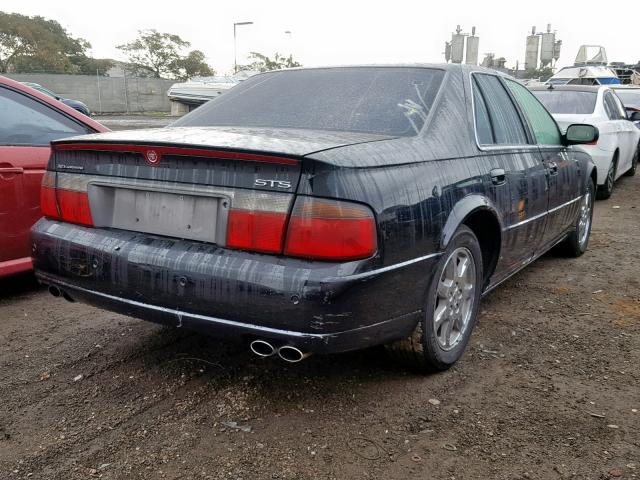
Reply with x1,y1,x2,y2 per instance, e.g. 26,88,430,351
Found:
1,174,639,480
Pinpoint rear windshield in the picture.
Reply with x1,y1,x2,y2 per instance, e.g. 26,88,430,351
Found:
614,90,640,109
172,67,445,136
531,90,597,114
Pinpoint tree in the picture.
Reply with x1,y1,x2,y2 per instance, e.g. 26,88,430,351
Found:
117,30,213,79
172,50,214,80
245,52,302,72
0,12,110,74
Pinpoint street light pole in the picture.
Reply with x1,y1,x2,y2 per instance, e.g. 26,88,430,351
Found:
234,21,254,74
284,30,292,57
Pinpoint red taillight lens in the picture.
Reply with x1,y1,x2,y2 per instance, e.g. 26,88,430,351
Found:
227,209,288,253
57,190,93,226
284,197,377,261
40,187,59,218
39,171,93,226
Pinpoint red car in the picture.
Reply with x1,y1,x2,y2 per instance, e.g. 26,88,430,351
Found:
0,76,107,277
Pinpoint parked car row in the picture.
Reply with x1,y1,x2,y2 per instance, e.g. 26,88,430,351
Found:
1,64,637,372
530,85,640,199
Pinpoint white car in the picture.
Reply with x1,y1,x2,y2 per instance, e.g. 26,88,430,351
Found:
531,85,640,199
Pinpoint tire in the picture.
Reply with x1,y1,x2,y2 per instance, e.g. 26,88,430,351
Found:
597,156,617,200
386,225,483,372
624,143,638,177
559,179,595,258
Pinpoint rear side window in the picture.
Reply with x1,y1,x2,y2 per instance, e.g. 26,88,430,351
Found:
472,79,494,144
506,80,562,145
531,90,597,114
603,92,626,120
610,93,628,119
0,86,90,146
173,67,445,137
613,90,640,109
472,74,528,145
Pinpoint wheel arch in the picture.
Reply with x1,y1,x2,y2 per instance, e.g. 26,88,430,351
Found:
440,194,503,287
586,163,598,191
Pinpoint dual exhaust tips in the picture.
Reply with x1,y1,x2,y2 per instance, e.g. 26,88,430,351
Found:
250,340,311,363
48,285,75,303
49,285,308,363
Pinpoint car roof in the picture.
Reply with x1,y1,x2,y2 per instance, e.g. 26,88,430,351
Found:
0,75,108,132
252,62,514,79
529,85,603,93
611,86,640,92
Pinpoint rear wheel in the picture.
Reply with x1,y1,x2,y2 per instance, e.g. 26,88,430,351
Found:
625,143,638,177
386,226,483,372
597,156,617,199
559,179,595,257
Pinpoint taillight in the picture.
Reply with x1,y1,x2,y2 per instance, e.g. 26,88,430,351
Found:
227,210,288,253
57,190,93,226
284,197,377,261
40,171,93,226
225,194,377,261
40,172,59,218
226,192,291,253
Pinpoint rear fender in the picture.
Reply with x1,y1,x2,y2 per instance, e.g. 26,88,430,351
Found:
440,194,503,250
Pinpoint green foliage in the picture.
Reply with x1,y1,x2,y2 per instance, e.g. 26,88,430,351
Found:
70,56,115,76
245,52,302,72
172,50,214,80
0,11,100,74
117,30,213,79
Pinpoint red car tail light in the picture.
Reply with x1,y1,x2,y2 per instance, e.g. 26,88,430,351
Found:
284,197,377,261
40,172,60,219
40,171,93,226
227,210,288,253
226,192,291,254
57,190,94,226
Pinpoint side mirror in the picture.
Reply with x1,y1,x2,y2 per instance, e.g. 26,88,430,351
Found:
565,124,599,145
629,111,640,122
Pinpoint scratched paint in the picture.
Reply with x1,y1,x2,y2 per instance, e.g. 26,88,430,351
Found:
31,64,596,355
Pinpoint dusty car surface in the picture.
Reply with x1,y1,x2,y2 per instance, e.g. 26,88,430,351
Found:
0,76,107,278
32,64,598,371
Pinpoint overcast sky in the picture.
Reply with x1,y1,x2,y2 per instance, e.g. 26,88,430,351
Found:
3,0,637,74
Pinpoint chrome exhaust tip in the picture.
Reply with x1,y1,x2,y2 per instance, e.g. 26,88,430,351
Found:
277,346,311,363
250,339,276,357
48,285,61,298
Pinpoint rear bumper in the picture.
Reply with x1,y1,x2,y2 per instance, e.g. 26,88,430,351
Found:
579,145,613,185
32,219,438,353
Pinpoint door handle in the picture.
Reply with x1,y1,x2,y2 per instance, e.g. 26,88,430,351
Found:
547,162,558,175
0,167,24,174
490,168,506,185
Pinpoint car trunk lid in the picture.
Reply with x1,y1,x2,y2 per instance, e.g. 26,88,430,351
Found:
46,126,390,249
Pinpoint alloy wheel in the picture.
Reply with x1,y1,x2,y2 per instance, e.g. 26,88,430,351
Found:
433,247,476,351
606,163,615,191
578,191,592,248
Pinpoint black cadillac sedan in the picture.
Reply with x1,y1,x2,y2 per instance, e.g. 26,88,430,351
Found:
32,64,598,371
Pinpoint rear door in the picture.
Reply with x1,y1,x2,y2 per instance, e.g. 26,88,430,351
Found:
505,79,581,250
608,91,637,173
0,85,93,267
471,73,549,276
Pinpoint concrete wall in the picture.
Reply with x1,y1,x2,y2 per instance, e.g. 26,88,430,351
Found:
6,73,174,114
